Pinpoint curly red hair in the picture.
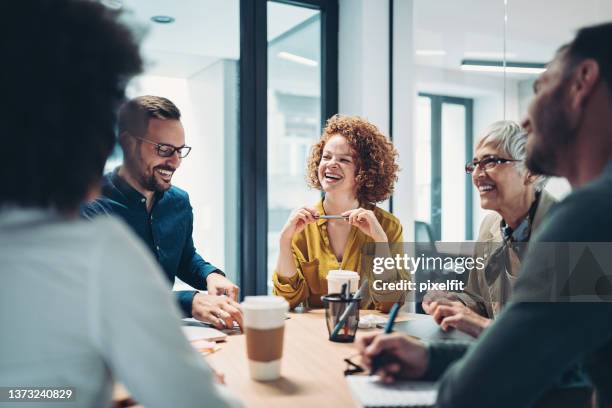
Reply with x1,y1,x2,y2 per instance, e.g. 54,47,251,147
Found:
306,115,399,203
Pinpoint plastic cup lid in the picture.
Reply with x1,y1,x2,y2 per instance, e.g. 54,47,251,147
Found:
242,296,288,309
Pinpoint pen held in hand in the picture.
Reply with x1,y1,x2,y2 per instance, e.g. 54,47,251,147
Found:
370,302,401,375
315,215,349,220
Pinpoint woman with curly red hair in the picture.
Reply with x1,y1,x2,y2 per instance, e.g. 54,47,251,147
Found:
272,115,408,312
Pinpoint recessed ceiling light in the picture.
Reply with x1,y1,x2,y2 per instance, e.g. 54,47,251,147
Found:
151,15,175,24
100,0,122,10
461,59,546,75
277,52,318,67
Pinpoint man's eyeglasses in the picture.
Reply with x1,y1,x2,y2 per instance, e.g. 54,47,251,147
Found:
465,155,520,174
133,135,192,158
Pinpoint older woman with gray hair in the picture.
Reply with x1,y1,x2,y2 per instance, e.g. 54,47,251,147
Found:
423,120,556,337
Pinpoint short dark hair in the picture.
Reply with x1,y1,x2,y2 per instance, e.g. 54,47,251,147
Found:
1,0,142,212
118,96,181,146
565,22,612,94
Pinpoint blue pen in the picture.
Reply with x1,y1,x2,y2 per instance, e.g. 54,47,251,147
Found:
370,302,400,374
383,302,401,333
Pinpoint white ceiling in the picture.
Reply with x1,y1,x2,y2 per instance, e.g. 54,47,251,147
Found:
121,0,317,78
117,0,612,79
414,0,612,77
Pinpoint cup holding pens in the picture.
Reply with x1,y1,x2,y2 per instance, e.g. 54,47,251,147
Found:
321,293,362,343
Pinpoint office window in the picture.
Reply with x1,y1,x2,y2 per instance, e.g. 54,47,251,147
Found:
115,1,240,287
416,93,473,241
412,0,612,235
267,2,322,292
413,0,518,240
415,96,432,226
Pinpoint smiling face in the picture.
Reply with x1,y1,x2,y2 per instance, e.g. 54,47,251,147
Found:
127,118,185,193
317,134,357,197
472,143,531,212
523,49,577,177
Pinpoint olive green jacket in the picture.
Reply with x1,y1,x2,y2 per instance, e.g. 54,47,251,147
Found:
457,191,557,318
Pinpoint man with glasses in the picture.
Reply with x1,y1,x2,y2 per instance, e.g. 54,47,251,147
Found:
83,95,243,330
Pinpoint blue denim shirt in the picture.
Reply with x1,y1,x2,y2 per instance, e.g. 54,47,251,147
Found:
82,169,222,316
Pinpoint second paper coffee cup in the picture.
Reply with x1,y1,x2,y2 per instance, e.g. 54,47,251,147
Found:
241,296,289,381
326,270,360,294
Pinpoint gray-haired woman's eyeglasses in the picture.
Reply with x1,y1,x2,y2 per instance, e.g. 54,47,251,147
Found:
465,155,520,174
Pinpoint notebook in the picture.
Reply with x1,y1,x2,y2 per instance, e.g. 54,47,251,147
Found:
181,320,228,342
183,317,241,331
346,376,437,408
380,317,475,342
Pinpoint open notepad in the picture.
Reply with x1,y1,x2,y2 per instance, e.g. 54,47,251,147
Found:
346,376,437,408
181,318,228,342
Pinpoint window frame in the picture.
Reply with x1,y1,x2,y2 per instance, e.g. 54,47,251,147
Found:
418,92,474,241
239,0,338,296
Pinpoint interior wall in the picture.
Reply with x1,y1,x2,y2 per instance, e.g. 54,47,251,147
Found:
339,0,416,235
221,61,239,286
186,59,239,285
186,64,226,280
392,0,417,241
338,0,390,134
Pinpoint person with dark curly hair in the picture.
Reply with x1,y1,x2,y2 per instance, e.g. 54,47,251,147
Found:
273,115,409,312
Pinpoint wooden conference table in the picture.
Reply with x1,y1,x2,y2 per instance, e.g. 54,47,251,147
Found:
205,310,593,408
208,309,419,407
115,309,421,408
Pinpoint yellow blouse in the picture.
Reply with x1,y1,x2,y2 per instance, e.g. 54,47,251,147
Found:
272,200,408,312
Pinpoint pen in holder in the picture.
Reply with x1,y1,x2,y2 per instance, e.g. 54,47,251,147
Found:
321,283,362,343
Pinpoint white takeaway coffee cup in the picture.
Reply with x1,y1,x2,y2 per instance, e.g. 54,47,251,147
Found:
241,296,289,381
326,270,360,294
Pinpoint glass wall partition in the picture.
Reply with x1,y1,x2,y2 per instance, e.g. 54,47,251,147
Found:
267,2,322,292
